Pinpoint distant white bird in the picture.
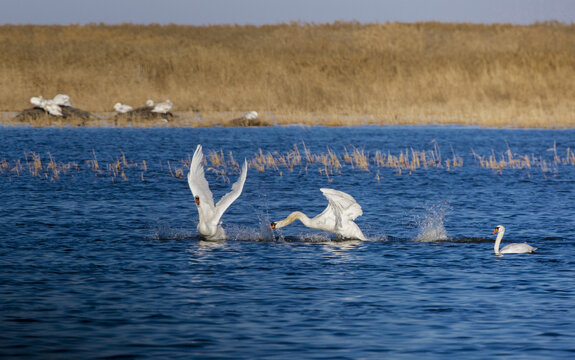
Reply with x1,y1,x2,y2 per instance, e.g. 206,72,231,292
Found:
30,96,62,116
114,103,133,114
491,225,537,255
146,99,155,107
151,99,173,114
43,100,63,116
187,144,248,240
30,96,44,107
270,188,368,240
244,111,258,120
52,94,72,107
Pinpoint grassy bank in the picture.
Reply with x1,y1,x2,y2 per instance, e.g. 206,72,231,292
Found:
1,22,574,127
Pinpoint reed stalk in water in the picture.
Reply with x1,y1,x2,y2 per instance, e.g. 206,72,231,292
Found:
3,143,575,182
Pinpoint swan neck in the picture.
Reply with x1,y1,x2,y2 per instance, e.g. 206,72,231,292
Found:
276,211,311,228
494,229,505,255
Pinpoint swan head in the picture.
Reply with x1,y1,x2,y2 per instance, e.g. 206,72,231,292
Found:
269,222,277,229
194,196,200,206
492,225,505,235
146,99,154,107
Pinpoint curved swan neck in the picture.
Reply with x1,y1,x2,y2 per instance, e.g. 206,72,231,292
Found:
275,211,312,228
494,228,505,255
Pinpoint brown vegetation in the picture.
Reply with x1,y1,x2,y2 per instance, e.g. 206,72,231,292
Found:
0,22,574,127
3,143,573,183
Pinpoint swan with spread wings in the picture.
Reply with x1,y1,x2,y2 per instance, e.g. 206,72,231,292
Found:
270,188,367,240
187,144,248,240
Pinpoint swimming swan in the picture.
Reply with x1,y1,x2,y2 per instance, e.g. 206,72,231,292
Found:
270,188,368,240
187,144,248,240
492,225,536,255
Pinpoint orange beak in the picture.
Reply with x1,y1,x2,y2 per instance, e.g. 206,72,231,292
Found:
491,228,499,235
194,196,200,206
268,222,276,229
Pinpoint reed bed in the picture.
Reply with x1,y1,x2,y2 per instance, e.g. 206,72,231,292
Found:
2,143,573,183
1,22,574,128
471,142,575,172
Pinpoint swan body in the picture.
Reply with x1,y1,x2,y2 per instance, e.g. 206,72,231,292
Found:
44,101,63,116
30,96,43,107
187,144,248,240
270,188,367,240
492,225,536,255
151,99,173,113
244,111,258,120
30,96,63,116
52,94,72,107
114,103,133,113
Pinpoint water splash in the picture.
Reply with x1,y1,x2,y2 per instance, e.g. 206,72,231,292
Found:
414,202,451,242
150,221,192,240
227,200,276,241
297,232,333,243
227,223,275,241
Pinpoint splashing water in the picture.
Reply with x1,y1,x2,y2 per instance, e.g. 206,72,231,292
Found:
226,206,276,241
293,232,332,243
227,224,275,241
150,221,192,240
414,202,451,242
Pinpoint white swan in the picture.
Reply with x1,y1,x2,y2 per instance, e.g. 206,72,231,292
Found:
244,111,258,120
492,225,537,255
44,101,63,116
187,144,248,240
114,103,133,113
151,99,173,113
30,96,43,107
270,188,368,240
30,96,62,116
52,94,72,107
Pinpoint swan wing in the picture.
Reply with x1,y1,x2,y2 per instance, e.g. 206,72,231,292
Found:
320,188,363,221
500,242,537,254
312,188,362,232
312,192,339,230
214,159,248,221
187,145,216,217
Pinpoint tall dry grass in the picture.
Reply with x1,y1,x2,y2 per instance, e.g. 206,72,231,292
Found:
1,22,574,127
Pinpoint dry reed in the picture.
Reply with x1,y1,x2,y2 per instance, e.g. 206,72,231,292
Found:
0,22,574,128
2,143,574,183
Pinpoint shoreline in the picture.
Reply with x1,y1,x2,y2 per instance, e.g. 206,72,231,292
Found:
1,111,572,129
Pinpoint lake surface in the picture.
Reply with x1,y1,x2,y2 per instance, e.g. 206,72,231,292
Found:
1,125,574,359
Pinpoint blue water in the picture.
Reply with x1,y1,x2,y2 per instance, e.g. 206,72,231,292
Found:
1,126,575,359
